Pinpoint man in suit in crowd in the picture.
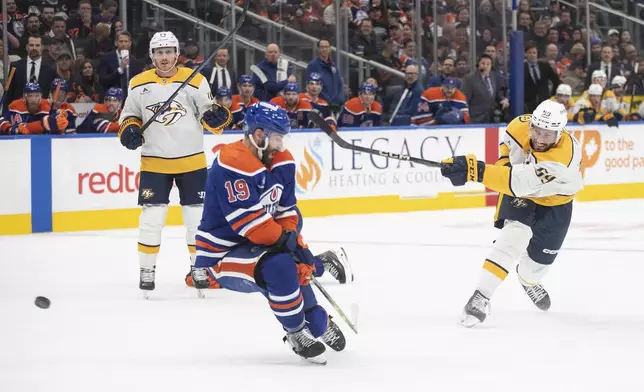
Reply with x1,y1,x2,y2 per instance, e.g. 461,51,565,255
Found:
461,54,509,123
99,31,144,95
5,35,56,113
585,43,622,88
202,48,237,95
251,43,296,101
524,43,560,113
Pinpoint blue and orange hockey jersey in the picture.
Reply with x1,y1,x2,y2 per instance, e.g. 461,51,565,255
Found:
411,87,470,125
77,104,122,133
195,140,299,270
0,98,50,135
338,97,382,128
270,96,313,129
47,102,78,134
299,93,329,118
231,94,260,129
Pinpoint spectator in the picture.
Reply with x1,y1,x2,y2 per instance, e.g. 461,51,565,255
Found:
40,5,56,35
399,39,429,85
134,21,162,66
561,27,582,55
1,0,24,38
607,29,620,49
93,0,118,29
561,61,586,96
338,82,382,127
203,48,236,94
626,59,644,95
270,82,313,129
77,87,124,133
47,16,77,60
179,39,204,70
428,57,457,88
462,54,508,124
54,48,77,102
251,43,295,101
395,64,423,124
524,43,560,113
350,19,380,60
413,77,469,125
67,0,93,40
529,21,549,55
0,41,21,84
5,35,56,110
556,8,573,42
74,59,103,103
586,44,622,88
17,14,42,57
620,44,638,77
518,11,533,33
84,23,114,62
307,39,345,114
42,37,63,67
455,57,470,79
99,31,143,93
589,38,602,63
371,39,404,112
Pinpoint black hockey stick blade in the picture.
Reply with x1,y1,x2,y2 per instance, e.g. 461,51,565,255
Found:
311,277,358,335
307,111,442,168
140,0,250,133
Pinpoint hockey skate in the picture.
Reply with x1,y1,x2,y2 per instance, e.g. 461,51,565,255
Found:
317,247,354,284
320,316,346,352
190,267,212,299
283,327,327,365
459,290,490,328
140,266,156,300
185,268,220,289
517,267,551,311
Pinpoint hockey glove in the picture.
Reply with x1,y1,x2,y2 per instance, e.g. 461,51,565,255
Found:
440,154,485,186
55,110,69,132
120,123,144,150
9,123,29,135
606,115,619,128
201,104,232,135
274,230,316,285
581,109,596,125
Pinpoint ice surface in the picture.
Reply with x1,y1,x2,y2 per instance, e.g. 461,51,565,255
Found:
1,200,643,392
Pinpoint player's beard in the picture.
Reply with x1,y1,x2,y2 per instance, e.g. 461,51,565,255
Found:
262,148,276,166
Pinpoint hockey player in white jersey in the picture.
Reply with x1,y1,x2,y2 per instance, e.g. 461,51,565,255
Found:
118,31,232,297
440,99,583,327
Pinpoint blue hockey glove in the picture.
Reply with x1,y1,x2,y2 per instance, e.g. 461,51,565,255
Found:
120,123,144,150
274,230,316,266
441,154,485,186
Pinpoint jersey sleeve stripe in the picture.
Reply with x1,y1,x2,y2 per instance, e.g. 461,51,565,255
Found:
566,132,575,167
238,213,272,237
231,210,265,231
225,203,264,222
196,230,239,247
276,204,296,212
506,130,524,150
271,160,295,170
275,210,298,220
216,156,267,177
195,239,228,253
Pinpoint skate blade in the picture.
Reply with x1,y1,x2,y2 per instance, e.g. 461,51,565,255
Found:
196,289,206,299
304,353,327,365
337,247,354,283
459,313,483,328
142,290,151,300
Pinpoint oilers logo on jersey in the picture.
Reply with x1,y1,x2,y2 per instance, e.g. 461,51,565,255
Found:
261,185,282,216
145,101,188,126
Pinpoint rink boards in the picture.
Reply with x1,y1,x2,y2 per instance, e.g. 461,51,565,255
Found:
1,123,644,235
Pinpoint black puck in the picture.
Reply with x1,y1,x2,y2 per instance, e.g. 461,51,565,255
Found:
35,296,51,309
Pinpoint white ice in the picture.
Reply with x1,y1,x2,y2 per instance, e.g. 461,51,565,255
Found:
1,199,644,392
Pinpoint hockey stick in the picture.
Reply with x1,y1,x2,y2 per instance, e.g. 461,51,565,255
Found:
388,88,409,124
139,0,250,133
311,276,359,334
250,64,268,102
0,66,16,110
307,111,442,168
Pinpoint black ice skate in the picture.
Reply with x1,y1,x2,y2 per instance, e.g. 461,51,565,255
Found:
320,316,346,352
191,267,210,298
518,267,551,311
459,290,490,328
317,248,353,284
140,266,155,299
283,328,327,365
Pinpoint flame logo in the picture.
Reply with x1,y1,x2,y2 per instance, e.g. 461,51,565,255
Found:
296,144,323,193
571,130,601,177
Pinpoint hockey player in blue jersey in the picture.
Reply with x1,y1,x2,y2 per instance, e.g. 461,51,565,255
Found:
191,103,347,364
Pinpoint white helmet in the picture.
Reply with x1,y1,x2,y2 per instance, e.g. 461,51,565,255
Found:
149,31,180,67
556,84,572,96
530,99,568,142
588,83,603,96
611,75,627,87
591,69,607,81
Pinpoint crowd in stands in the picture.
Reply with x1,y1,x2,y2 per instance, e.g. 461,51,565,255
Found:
1,0,644,136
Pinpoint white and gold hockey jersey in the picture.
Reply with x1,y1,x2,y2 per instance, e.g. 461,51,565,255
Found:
483,114,583,207
118,67,221,174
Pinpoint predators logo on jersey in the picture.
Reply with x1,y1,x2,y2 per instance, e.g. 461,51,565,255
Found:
145,101,188,126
